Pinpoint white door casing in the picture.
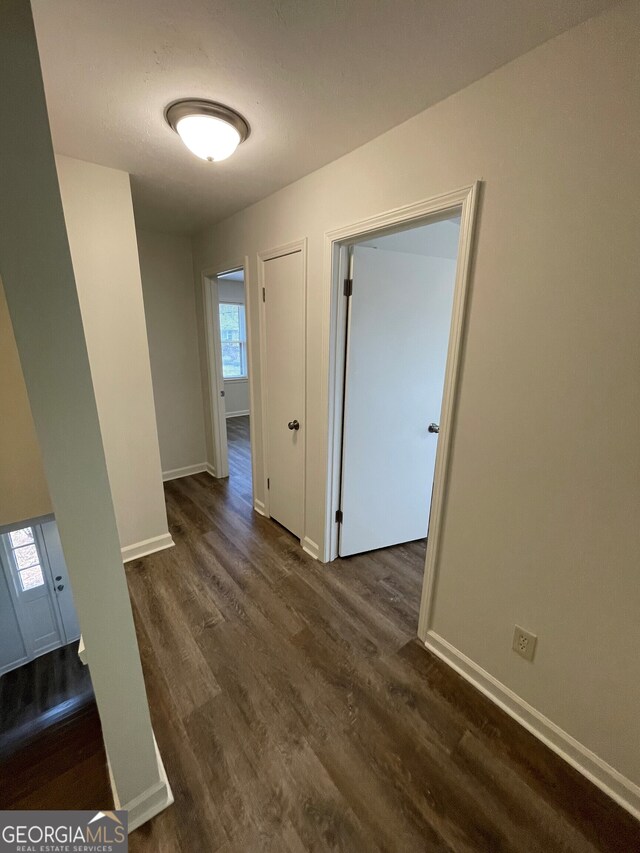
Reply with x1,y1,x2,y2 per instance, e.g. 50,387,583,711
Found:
339,246,457,557
325,185,479,573
202,260,258,504
260,245,306,539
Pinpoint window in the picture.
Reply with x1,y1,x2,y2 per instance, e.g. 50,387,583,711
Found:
7,527,45,591
219,302,248,379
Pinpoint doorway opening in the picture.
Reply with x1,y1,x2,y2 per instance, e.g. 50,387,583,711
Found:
203,265,254,505
218,269,252,502
325,185,479,634
338,214,460,557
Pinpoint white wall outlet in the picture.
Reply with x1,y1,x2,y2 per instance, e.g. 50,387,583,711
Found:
512,625,537,662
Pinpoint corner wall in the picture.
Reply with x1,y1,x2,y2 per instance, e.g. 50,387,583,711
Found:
191,1,640,813
56,156,171,560
136,228,207,478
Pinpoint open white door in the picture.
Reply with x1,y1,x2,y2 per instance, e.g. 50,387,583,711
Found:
338,244,456,557
263,249,305,538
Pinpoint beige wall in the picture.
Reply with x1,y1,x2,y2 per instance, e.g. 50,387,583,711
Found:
224,379,250,418
0,278,52,526
192,0,640,810
56,156,170,557
136,229,207,475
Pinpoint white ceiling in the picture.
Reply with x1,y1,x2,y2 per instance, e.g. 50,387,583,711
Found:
361,216,461,259
218,269,244,282
32,0,616,234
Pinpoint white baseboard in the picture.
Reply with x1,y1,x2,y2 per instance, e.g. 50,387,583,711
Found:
253,499,268,517
121,533,174,563
109,734,174,833
302,535,320,560
226,409,250,418
205,462,216,478
162,462,209,482
77,635,87,665
423,630,640,822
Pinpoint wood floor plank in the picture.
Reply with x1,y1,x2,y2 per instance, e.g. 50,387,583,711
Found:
0,641,95,755
0,642,111,811
451,730,601,853
126,419,640,852
129,601,228,853
129,537,225,636
127,558,222,717
0,701,111,810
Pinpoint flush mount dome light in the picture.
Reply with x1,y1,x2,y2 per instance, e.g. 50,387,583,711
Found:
165,99,250,162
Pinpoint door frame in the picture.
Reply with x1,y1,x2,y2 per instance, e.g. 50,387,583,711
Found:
202,258,258,501
324,183,480,626
257,239,308,543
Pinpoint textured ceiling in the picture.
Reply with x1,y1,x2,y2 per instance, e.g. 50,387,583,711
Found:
32,0,616,234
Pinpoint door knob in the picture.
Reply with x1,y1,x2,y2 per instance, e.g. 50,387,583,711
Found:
288,419,300,431
57,584,64,592
428,423,440,434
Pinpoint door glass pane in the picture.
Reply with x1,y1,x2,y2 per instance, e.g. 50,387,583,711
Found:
9,527,34,548
13,544,39,569
4,526,47,593
19,565,45,591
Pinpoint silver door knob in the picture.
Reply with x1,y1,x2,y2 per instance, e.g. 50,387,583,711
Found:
428,423,439,434
288,420,300,431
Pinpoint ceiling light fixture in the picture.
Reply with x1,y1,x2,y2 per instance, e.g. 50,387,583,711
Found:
165,99,250,163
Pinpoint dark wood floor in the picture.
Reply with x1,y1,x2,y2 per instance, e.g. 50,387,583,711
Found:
127,426,640,852
0,642,112,810
226,414,252,497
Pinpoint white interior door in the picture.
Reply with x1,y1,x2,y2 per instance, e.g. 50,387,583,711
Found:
263,250,305,538
339,245,456,557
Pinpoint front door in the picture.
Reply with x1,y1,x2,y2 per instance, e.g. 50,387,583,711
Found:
263,250,305,538
41,520,81,642
0,521,80,675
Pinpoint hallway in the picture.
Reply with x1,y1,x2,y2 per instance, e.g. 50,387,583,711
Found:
125,445,640,851
226,414,252,502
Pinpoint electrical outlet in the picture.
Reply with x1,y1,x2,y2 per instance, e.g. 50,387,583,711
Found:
512,625,537,662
